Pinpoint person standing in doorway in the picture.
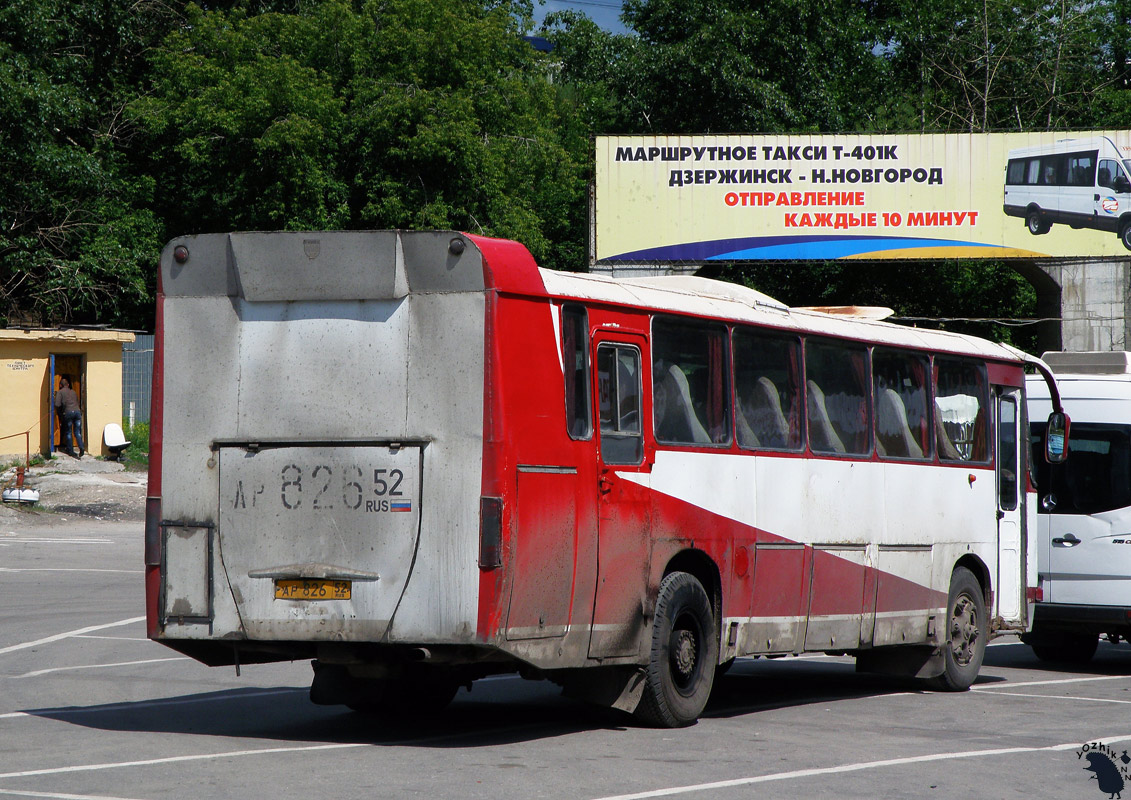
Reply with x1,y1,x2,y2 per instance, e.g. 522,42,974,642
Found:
55,376,84,457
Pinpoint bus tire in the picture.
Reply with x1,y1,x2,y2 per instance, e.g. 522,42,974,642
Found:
636,571,718,728
1029,632,1098,665
927,566,986,691
1120,220,1131,251
1026,209,1051,235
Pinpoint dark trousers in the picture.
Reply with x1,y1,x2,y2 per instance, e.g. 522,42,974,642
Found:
61,410,84,454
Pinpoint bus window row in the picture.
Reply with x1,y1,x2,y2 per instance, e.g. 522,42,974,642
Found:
564,306,990,465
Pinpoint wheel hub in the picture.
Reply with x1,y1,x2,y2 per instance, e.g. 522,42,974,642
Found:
672,629,697,677
949,595,979,666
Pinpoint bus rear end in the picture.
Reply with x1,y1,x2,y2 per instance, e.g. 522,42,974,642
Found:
146,231,494,706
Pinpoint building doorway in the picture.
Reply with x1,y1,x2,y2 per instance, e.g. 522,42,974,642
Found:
50,354,86,453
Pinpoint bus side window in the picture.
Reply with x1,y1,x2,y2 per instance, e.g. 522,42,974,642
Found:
873,349,930,460
652,318,731,446
934,358,989,462
805,340,870,456
562,305,592,440
733,329,802,451
1066,152,1096,187
597,343,643,465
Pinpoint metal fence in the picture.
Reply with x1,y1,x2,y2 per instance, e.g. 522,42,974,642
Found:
123,335,153,426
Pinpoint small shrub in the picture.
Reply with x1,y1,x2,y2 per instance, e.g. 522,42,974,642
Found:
121,419,150,470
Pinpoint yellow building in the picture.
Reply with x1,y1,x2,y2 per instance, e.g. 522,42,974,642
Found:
0,329,136,461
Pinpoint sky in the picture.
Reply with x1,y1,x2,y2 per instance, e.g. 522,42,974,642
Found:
533,0,628,34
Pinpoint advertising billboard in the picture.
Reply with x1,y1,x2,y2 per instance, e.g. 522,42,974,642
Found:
594,132,1131,262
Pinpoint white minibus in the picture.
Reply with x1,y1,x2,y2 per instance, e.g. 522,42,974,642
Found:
1004,136,1131,249
1026,351,1131,662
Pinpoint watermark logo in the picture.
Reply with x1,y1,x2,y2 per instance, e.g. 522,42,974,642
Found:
1077,741,1131,798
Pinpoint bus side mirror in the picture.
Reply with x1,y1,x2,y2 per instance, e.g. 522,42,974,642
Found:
1045,411,1070,463
1116,175,1131,194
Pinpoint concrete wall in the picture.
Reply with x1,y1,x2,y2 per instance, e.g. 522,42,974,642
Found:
1034,259,1131,353
0,329,134,461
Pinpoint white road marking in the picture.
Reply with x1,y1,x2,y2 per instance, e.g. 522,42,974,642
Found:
12,657,188,679
0,720,560,780
5,732,1131,788
71,635,149,642
0,539,112,545
0,569,140,574
588,734,1131,800
0,744,364,779
973,690,1131,705
975,674,1131,690
0,618,145,657
0,789,150,800
0,688,304,720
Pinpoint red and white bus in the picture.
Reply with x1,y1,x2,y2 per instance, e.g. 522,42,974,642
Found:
146,230,1066,727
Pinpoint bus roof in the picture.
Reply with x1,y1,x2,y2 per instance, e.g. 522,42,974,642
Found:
536,266,1021,363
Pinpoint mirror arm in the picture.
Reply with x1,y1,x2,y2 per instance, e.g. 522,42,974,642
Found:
1000,345,1064,413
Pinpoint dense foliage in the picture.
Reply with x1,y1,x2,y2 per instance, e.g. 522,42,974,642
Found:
2,0,1129,346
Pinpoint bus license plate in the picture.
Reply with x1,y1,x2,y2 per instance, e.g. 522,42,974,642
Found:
274,579,351,601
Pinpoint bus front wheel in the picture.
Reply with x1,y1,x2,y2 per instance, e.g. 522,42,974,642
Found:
636,571,718,727
928,567,986,691
1027,209,1051,235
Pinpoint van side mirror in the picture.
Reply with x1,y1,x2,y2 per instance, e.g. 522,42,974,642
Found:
1045,411,1070,463
1116,175,1130,194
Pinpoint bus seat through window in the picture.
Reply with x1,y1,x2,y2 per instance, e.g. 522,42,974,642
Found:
736,403,760,447
934,402,963,460
876,388,923,459
744,377,790,448
807,380,846,454
666,364,711,444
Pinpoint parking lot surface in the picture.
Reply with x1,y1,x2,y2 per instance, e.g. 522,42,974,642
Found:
3,517,1131,799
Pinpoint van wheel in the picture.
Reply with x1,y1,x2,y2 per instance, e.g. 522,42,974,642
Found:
1027,209,1051,235
1120,220,1131,251
926,567,986,691
636,571,718,727
1029,632,1098,664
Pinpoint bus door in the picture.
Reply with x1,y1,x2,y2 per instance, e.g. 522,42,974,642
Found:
588,332,652,659
996,389,1024,622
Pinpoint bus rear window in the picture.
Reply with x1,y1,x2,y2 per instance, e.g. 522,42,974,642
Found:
1030,423,1131,514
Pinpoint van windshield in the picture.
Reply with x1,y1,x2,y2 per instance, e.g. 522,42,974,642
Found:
1030,422,1131,514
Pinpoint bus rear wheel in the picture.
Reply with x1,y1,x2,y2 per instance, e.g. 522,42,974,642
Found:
927,567,986,691
1027,209,1051,235
636,571,718,728
346,677,459,715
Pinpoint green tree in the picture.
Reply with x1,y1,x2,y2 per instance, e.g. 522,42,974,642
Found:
0,0,169,328
878,0,1106,132
131,0,588,271
547,0,888,133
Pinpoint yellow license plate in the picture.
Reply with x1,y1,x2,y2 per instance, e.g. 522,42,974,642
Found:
274,579,351,600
